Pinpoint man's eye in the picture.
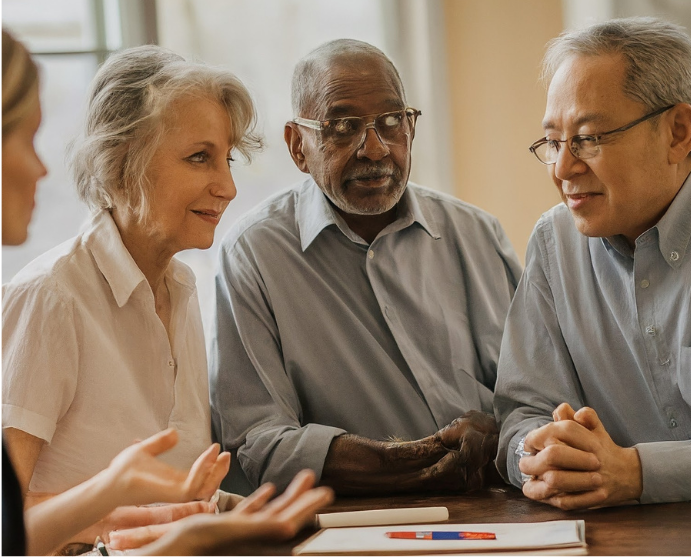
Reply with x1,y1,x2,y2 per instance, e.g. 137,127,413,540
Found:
380,113,403,127
546,139,561,150
575,135,598,148
332,118,358,135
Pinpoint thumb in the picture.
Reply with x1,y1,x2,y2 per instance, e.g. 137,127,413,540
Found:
573,407,602,432
138,428,179,456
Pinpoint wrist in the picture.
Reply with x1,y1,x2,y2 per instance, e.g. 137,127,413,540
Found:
622,447,643,502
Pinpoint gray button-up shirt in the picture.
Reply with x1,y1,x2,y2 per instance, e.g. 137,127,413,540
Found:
495,175,691,504
210,178,521,491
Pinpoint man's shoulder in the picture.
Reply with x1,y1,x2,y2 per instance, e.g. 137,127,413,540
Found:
532,202,584,248
409,183,498,220
221,184,302,250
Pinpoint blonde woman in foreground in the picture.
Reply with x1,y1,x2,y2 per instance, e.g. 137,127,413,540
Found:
1,29,333,554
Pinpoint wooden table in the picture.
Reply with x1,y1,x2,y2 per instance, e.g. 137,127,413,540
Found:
215,485,691,555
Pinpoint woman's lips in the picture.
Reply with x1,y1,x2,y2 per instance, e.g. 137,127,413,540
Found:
191,209,222,224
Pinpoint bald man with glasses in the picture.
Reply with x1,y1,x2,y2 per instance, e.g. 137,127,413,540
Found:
210,39,522,496
495,17,691,510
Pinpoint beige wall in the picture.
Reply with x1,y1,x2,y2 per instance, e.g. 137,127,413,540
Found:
443,0,563,262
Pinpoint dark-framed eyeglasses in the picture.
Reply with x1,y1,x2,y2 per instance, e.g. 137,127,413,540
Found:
529,104,676,165
293,107,421,148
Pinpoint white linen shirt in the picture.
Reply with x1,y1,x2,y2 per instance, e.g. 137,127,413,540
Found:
2,210,212,494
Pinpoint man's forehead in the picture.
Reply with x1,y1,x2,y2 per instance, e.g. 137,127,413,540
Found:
542,53,632,130
309,56,403,110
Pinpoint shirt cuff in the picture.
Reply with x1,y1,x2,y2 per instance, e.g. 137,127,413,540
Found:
634,440,691,504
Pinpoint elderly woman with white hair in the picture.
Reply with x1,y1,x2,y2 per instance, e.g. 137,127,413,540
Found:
2,44,258,536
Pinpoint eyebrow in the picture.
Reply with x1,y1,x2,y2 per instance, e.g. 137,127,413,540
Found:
542,112,609,131
326,99,404,119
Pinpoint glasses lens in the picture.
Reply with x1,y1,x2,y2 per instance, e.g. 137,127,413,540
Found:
374,110,412,144
571,136,600,160
533,140,559,164
321,117,364,145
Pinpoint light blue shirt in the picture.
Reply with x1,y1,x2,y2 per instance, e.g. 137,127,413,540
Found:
495,175,691,504
210,178,522,491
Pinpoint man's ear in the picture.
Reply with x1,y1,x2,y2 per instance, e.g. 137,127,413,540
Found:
668,103,691,164
284,122,310,173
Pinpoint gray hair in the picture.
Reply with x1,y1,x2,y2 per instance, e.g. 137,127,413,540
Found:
542,16,691,111
70,44,262,220
291,38,405,117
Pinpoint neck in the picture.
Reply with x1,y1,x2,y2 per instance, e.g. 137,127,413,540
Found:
337,206,398,244
111,209,174,296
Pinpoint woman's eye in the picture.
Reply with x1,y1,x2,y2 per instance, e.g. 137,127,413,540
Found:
187,151,209,163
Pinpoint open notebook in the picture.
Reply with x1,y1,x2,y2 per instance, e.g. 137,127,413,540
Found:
294,519,586,555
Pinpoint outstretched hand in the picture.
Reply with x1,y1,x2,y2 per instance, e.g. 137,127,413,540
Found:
519,404,642,510
106,428,230,506
108,469,334,553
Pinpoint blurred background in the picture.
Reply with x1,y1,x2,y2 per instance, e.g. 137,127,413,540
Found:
3,0,691,336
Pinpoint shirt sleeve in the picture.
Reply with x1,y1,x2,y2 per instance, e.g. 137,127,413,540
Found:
2,278,79,443
493,222,586,488
635,441,691,503
209,236,345,492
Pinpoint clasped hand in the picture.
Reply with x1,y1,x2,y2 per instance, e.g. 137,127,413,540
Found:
519,403,643,510
422,410,499,492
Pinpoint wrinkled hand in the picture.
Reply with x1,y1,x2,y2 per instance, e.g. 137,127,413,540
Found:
423,410,499,492
108,470,334,553
107,428,230,505
520,405,642,510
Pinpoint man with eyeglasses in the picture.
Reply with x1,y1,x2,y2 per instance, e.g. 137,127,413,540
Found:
210,39,522,495
495,17,691,509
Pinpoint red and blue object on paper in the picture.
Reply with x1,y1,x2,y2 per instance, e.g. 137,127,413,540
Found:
385,531,496,540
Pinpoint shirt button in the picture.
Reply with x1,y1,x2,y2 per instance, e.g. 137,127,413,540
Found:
670,251,679,261
669,418,678,428
660,357,671,366
168,360,174,367
368,250,374,260
645,326,656,336
640,279,650,289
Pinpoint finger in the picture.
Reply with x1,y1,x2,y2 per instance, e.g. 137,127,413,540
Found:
274,486,335,534
184,444,221,498
195,451,231,501
552,402,576,422
523,470,603,500
232,483,276,514
543,487,609,511
262,470,316,514
108,522,177,550
520,445,599,477
573,407,601,432
524,420,598,454
109,501,215,530
137,428,179,456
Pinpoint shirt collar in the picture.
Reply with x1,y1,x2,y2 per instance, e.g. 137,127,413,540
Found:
655,171,691,268
603,173,691,266
296,178,440,251
84,210,196,307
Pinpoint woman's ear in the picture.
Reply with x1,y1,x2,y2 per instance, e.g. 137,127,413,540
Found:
667,103,691,164
284,122,310,173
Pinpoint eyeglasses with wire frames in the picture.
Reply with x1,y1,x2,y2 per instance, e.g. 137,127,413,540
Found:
529,104,676,165
293,107,421,148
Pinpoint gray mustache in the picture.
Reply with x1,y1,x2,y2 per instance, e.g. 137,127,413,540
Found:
344,164,400,181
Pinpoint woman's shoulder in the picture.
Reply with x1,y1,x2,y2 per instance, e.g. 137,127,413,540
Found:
3,233,94,302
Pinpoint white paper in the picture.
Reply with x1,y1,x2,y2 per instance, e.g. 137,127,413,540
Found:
295,519,586,555
317,506,448,528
